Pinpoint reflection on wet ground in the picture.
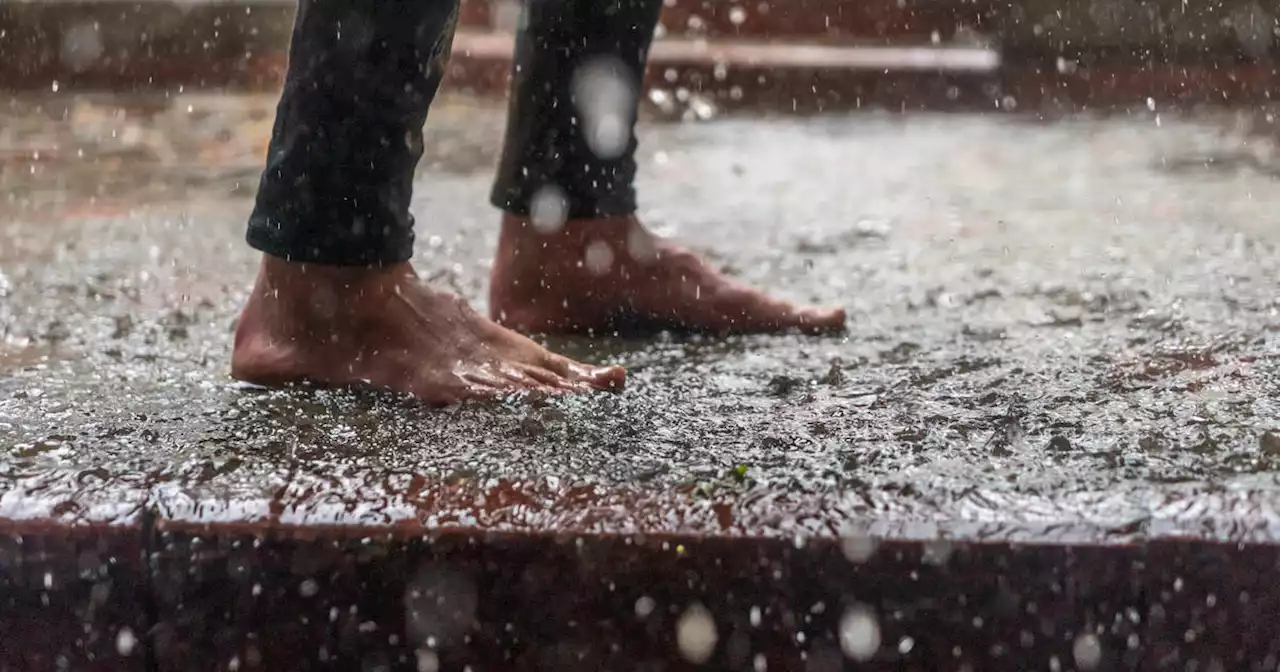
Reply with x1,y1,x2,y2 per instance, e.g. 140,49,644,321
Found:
0,94,1278,541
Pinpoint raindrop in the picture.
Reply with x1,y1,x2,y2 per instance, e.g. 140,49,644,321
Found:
1072,632,1102,670
626,224,659,263
115,628,137,656
60,22,104,72
1146,97,1156,112
43,572,53,589
584,240,615,275
415,649,440,672
921,539,953,566
648,89,677,114
752,653,767,671
729,6,747,24
839,532,877,563
676,603,718,664
838,605,880,661
635,595,656,618
51,81,60,92
530,185,569,234
749,605,762,627
688,96,718,121
571,56,636,159
299,579,319,597
897,636,914,654
404,565,478,649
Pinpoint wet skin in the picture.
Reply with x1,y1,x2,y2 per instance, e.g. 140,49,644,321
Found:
232,216,846,405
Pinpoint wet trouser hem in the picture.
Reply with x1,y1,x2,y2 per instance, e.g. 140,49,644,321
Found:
246,213,415,267
489,190,639,220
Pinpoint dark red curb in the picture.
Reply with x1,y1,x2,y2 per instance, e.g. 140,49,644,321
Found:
5,516,1279,671
3,474,1280,670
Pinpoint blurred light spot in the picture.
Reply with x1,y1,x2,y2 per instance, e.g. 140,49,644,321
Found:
530,185,568,233
686,95,718,121
635,595,656,618
415,649,440,672
584,240,615,275
571,56,636,159
676,603,718,664
839,533,877,563
729,6,747,24
626,225,658,263
115,628,137,656
299,579,319,597
897,636,914,654
921,539,953,566
752,653,767,671
60,23,104,72
838,605,880,661
404,565,478,648
1072,633,1102,670
749,606,762,627
649,89,677,115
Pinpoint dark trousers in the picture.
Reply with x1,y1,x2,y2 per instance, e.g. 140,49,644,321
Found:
245,0,664,266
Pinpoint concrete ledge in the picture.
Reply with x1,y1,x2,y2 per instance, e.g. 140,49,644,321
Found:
4,496,1280,670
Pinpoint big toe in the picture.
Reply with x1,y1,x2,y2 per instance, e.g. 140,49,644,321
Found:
794,305,847,333
544,355,627,392
579,363,627,391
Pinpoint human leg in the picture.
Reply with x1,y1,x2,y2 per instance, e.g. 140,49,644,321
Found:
232,0,625,404
488,0,847,334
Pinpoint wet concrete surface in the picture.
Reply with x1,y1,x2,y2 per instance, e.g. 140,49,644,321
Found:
1,93,1280,669
2,92,1279,537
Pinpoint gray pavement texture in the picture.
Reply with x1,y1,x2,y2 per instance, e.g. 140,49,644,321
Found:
1,93,1279,541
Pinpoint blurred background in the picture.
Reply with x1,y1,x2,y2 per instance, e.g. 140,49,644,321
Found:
5,0,1280,215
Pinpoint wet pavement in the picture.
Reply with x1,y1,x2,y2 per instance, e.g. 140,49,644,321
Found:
1,93,1280,669
2,92,1279,537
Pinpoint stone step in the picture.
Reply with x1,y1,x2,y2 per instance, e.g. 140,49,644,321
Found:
462,0,1002,43
0,0,1275,111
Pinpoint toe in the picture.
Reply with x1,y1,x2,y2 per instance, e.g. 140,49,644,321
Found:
544,355,626,391
793,305,847,333
499,363,575,393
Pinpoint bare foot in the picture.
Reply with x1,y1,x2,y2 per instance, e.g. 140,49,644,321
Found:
231,256,625,406
490,214,847,335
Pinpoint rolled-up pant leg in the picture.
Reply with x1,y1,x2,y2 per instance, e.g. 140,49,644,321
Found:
490,0,664,220
246,0,460,266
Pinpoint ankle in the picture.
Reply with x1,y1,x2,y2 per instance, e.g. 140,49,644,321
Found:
496,213,659,271
257,255,413,296
245,256,413,338
499,213,634,249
